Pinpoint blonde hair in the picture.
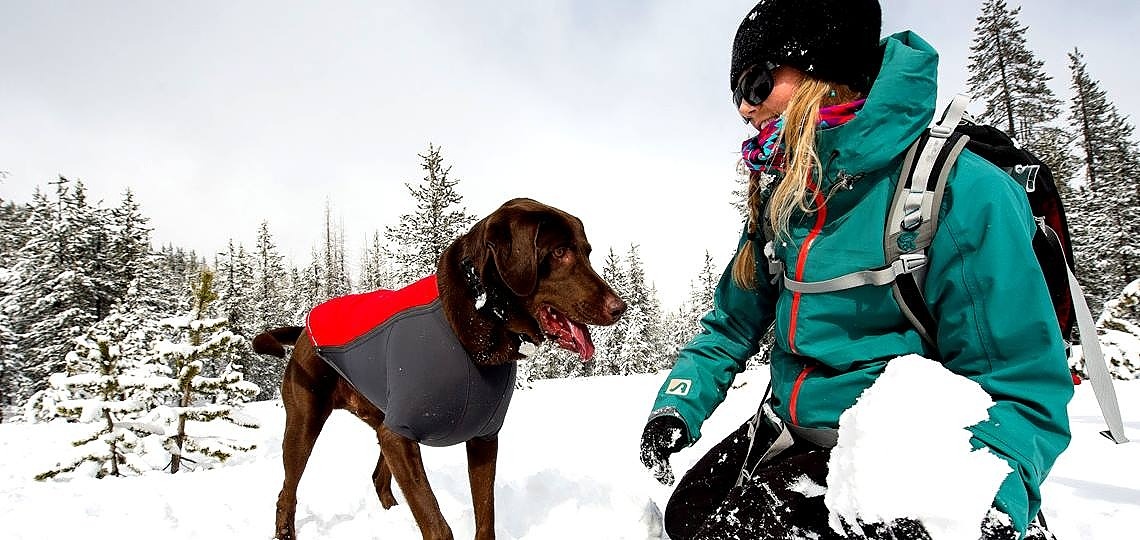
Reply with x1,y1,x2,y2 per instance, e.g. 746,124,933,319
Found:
731,79,862,289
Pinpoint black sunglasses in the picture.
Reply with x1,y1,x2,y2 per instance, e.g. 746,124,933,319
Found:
733,61,778,109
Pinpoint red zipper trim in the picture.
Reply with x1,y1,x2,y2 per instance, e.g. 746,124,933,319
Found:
787,179,828,354
789,364,816,425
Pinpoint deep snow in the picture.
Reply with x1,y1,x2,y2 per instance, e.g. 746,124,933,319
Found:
1,369,1137,539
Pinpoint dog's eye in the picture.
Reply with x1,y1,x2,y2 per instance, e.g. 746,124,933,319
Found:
552,247,570,261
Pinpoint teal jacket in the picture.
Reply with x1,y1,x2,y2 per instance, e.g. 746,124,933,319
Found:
650,31,1073,534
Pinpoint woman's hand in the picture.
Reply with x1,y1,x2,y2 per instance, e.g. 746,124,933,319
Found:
639,415,687,485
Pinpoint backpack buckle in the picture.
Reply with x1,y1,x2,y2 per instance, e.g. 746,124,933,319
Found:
1013,164,1039,193
929,124,955,138
895,253,928,275
763,241,784,285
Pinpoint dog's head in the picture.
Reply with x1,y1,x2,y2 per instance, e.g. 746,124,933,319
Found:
469,198,625,361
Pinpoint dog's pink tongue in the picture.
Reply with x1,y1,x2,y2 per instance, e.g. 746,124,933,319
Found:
568,320,595,362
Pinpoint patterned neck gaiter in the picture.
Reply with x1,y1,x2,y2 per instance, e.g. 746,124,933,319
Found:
740,99,866,173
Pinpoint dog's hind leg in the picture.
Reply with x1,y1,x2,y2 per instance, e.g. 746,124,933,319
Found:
372,434,398,509
379,427,454,540
275,373,335,540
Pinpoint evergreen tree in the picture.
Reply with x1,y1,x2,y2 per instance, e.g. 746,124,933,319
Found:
286,266,312,324
668,251,719,359
385,144,476,285
34,311,168,479
152,269,259,473
320,203,353,299
967,0,1064,156
1073,278,1140,381
0,268,21,421
214,241,260,386
590,248,629,376
296,249,324,317
107,189,151,306
732,159,751,221
11,179,101,398
359,230,397,292
0,181,26,417
614,245,666,375
253,222,290,327
248,222,290,398
1066,48,1140,308
522,341,579,381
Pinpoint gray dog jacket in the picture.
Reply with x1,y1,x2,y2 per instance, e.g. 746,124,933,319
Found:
306,275,516,447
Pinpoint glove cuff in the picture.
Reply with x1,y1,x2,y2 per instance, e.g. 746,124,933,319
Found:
646,407,690,451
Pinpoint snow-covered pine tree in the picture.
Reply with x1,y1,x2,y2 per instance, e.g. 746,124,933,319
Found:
967,0,1064,158
359,230,397,292
152,269,259,473
1071,278,1140,381
214,240,264,397
320,203,352,299
11,179,102,398
253,221,290,326
521,341,579,381
588,248,628,376
107,189,151,307
286,266,312,324
666,251,719,360
0,269,21,422
248,222,291,398
0,181,17,420
385,144,476,286
1066,48,1140,310
297,248,324,316
732,159,751,221
157,243,202,305
34,310,168,480
615,245,666,375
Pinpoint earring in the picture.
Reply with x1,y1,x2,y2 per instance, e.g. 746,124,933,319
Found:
828,89,837,98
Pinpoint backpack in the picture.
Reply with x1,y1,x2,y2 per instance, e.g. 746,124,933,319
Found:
761,94,1127,444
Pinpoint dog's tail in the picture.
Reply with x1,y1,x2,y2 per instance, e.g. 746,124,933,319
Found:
252,326,304,358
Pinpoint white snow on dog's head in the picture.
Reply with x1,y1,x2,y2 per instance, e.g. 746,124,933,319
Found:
825,355,1012,540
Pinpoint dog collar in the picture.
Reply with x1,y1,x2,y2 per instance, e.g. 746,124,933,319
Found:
460,257,541,358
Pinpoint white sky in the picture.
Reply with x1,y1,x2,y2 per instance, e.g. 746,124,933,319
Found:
2,0,1137,309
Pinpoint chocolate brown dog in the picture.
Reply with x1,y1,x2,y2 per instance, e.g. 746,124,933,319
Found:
253,198,626,540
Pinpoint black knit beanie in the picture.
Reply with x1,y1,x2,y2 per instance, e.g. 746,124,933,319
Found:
730,0,882,94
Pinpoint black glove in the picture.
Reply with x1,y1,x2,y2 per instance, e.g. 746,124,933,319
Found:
639,415,688,486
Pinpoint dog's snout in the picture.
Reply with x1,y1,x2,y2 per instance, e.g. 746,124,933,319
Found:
606,295,627,321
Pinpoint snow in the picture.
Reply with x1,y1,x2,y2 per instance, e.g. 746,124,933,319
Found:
1,370,1138,539
825,356,1012,540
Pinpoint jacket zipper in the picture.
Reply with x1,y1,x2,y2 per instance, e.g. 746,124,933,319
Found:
787,178,828,354
789,364,816,425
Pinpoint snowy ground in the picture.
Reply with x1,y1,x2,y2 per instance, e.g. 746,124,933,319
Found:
2,369,1138,539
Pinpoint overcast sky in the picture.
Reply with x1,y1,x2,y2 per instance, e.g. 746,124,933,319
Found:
2,0,1137,309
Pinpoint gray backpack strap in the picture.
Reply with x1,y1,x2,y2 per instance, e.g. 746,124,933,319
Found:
782,254,928,293
1066,262,1129,443
764,95,972,319
884,94,973,348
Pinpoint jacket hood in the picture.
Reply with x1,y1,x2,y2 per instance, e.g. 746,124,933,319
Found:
815,31,939,185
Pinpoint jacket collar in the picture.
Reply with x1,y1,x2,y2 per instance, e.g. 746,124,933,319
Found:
814,31,939,191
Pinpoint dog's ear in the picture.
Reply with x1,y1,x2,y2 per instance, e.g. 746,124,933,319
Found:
484,209,543,296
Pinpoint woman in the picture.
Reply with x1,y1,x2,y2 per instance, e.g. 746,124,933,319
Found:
639,1,1072,539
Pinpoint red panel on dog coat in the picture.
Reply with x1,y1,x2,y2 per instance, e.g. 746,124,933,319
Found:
306,275,439,348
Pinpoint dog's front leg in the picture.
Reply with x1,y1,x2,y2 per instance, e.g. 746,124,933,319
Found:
379,427,454,540
466,436,498,540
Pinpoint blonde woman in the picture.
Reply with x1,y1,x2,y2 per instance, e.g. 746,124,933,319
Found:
639,1,1071,539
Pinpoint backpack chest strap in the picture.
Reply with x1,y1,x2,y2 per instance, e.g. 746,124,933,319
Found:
781,253,928,293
